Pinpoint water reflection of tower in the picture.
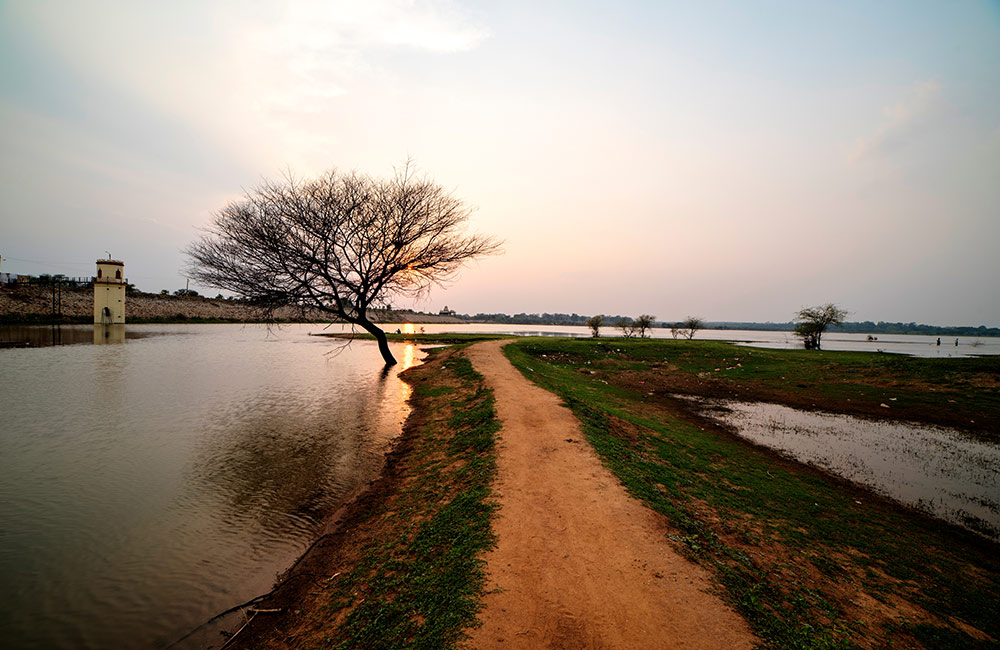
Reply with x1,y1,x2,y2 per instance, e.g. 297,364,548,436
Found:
94,258,126,324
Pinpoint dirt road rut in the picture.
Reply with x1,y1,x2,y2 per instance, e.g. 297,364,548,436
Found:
464,340,757,650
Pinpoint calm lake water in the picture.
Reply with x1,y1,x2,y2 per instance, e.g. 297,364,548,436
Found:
381,323,1000,358
0,324,420,650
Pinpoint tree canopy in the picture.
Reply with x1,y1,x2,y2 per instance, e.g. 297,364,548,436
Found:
670,316,703,340
634,314,656,338
794,303,848,350
586,314,604,338
187,164,500,364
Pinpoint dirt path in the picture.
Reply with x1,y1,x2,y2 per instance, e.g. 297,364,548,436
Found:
464,340,758,650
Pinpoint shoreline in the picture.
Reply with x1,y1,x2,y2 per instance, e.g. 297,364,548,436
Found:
161,336,999,649
218,343,502,649
165,355,434,650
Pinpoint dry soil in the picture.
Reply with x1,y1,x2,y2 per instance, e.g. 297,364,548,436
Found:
463,340,758,650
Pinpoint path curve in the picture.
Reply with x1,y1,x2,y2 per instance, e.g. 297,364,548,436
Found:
464,340,758,650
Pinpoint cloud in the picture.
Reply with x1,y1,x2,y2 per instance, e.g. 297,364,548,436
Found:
301,1,489,52
9,1,489,171
848,80,945,163
986,125,1000,153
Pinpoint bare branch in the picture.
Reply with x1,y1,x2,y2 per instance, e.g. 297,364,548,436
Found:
186,164,502,364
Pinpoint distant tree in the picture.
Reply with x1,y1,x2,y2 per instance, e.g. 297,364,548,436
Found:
174,288,200,297
794,304,848,350
681,316,704,340
586,314,604,338
616,317,636,338
187,163,500,365
634,314,655,338
670,324,681,339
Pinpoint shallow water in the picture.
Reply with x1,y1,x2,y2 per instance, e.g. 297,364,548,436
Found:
0,324,420,650
683,396,1000,540
4,322,998,357
376,323,1000,358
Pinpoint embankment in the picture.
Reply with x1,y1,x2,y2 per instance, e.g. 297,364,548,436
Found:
0,285,466,324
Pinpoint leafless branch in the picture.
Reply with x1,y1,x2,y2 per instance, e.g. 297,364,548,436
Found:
186,164,501,364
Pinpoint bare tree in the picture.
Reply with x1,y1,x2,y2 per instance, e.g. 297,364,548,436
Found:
586,314,604,338
670,316,704,340
683,316,705,341
616,317,636,338
794,303,848,350
186,164,500,365
634,314,655,338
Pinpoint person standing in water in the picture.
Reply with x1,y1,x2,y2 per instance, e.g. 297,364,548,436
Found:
937,337,941,346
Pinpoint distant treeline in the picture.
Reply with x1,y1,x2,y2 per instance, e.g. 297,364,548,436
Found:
462,312,633,326
835,322,1000,337
458,313,1000,337
710,321,1000,336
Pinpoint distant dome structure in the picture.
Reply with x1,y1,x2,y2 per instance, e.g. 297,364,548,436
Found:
94,259,126,324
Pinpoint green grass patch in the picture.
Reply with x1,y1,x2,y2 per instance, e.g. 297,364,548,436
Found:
508,336,1000,442
316,352,500,650
504,338,1000,650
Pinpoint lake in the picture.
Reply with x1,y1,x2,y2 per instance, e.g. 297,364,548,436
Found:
5,322,998,358
0,324,420,650
379,322,1000,358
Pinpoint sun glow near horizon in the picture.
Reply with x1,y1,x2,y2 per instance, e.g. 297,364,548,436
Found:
1,1,998,325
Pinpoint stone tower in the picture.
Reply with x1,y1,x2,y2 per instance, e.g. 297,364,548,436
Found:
94,259,126,324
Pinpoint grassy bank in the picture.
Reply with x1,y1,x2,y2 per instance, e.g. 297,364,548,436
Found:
316,332,510,345
231,346,500,649
533,338,1000,440
504,338,999,650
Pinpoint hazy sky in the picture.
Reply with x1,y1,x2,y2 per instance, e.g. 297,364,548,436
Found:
2,1,998,325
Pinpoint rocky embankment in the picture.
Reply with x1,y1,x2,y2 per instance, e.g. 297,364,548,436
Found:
0,285,466,324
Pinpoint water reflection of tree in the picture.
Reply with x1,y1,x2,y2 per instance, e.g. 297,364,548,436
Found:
184,367,407,542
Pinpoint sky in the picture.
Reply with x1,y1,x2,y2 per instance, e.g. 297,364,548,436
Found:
2,1,999,326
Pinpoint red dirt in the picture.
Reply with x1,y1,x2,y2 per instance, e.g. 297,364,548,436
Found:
463,340,758,649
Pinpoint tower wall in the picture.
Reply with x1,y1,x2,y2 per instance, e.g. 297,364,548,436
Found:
94,260,126,324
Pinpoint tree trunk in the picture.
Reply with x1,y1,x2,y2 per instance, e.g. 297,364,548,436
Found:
358,317,397,365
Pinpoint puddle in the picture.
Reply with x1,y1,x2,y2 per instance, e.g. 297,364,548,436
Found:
679,396,1000,541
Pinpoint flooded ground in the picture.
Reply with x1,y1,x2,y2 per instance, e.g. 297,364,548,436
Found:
681,396,1000,540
